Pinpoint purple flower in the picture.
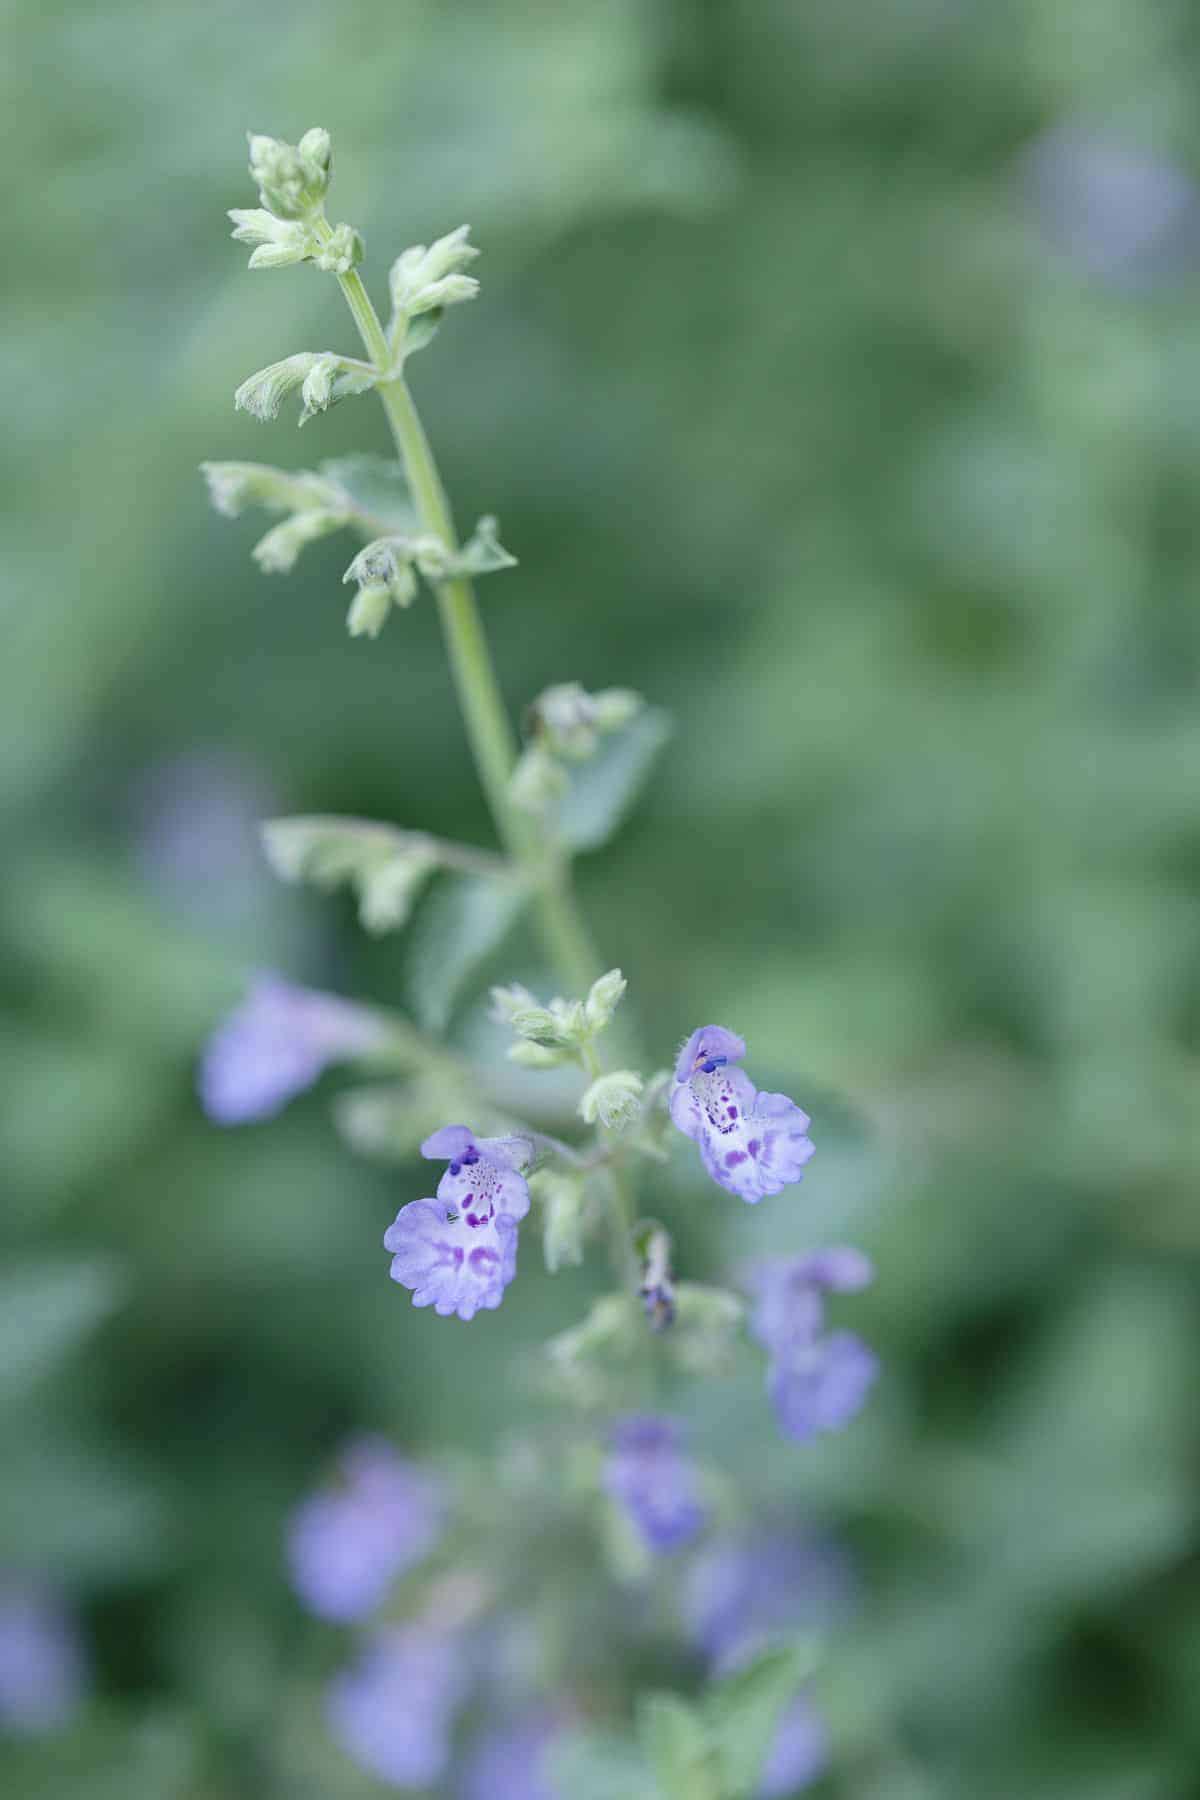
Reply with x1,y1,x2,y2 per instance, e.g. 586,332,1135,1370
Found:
286,1438,443,1622
460,1711,563,1800
604,1415,706,1554
746,1253,877,1444
1021,123,1200,288
199,973,388,1123
670,1027,813,1204
384,1127,532,1322
684,1532,855,1676
758,1694,829,1797
327,1626,468,1789
0,1582,87,1735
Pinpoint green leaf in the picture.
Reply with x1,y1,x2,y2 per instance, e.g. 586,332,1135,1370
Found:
320,454,418,533
0,1257,127,1403
406,870,529,1030
639,1694,719,1800
546,1730,660,1800
560,705,672,852
705,1643,817,1799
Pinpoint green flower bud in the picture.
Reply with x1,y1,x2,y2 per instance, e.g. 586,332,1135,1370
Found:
298,353,376,426
200,460,340,518
452,515,517,577
389,225,480,321
228,209,314,270
248,127,332,219
531,1170,589,1273
585,967,627,1032
591,686,644,732
314,222,363,275
579,1069,644,1132
490,983,539,1025
251,508,346,574
234,353,323,422
508,1005,563,1044
509,744,569,815
342,538,419,637
345,582,394,640
507,1040,571,1069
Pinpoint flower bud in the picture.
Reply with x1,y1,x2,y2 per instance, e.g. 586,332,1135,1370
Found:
314,223,363,275
248,128,332,219
531,1170,589,1273
579,1070,644,1132
584,968,627,1032
252,509,346,574
389,225,480,320
509,744,568,815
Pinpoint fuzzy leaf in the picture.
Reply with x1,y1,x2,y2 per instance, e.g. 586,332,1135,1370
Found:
406,871,529,1030
561,706,672,852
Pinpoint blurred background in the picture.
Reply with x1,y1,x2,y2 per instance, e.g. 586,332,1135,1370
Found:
3,0,1200,1794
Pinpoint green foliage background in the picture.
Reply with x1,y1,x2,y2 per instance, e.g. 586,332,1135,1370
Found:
3,1,1200,1794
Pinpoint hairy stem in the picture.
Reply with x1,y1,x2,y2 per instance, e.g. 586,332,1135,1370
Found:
333,268,601,998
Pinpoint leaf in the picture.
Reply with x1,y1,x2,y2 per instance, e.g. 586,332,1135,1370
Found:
406,870,529,1030
560,706,672,852
546,1730,660,1800
320,454,418,533
638,1694,719,1800
0,1257,127,1403
704,1643,817,1799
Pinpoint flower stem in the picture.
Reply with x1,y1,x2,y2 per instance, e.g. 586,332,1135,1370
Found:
333,268,601,998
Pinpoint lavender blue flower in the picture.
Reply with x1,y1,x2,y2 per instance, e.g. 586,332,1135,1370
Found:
746,1253,877,1444
326,1626,467,1789
686,1532,851,1796
384,1127,533,1321
670,1026,813,1204
1022,123,1200,288
604,1415,706,1554
0,1582,87,1735
199,973,388,1123
684,1531,855,1675
286,1438,443,1622
758,1694,829,1798
460,1711,562,1800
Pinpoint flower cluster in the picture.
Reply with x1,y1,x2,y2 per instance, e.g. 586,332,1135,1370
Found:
670,1026,814,1203
746,1249,878,1442
384,1127,533,1321
287,1438,443,1622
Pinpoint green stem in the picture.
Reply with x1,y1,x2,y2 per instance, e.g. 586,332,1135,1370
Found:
333,268,601,997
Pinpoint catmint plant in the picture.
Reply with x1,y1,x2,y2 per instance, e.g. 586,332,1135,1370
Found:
201,128,878,1798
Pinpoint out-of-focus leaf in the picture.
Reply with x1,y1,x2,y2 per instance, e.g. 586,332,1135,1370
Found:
547,1730,660,1800
0,1257,126,1403
560,707,672,852
405,870,529,1029
638,1693,717,1800
320,454,416,532
0,1436,168,1580
705,1643,816,1799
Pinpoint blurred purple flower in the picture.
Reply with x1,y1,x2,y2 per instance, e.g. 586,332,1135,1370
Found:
460,1710,563,1800
758,1694,829,1798
604,1415,706,1554
0,1582,87,1735
768,1334,878,1444
384,1128,532,1322
1022,123,1200,288
131,747,276,926
327,1626,468,1789
670,1026,813,1204
684,1531,855,1675
287,1438,443,1622
746,1252,877,1444
199,973,388,1123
